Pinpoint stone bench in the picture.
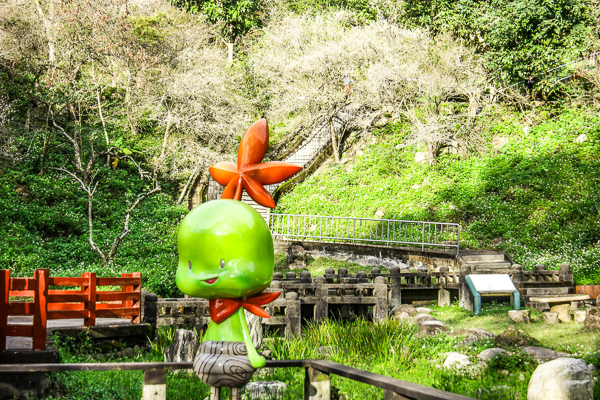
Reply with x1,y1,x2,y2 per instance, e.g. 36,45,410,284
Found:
529,295,590,311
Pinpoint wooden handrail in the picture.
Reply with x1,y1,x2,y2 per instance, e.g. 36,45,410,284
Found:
0,360,476,400
0,269,142,351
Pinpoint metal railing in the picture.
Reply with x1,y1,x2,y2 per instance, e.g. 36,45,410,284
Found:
0,360,475,400
269,213,461,254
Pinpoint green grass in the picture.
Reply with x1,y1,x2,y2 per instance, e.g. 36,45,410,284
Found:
431,302,600,354
275,101,600,284
49,308,600,399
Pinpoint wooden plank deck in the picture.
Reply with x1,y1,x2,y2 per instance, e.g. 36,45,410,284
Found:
5,316,133,350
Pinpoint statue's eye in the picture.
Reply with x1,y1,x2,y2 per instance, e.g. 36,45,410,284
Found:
188,260,193,270
220,259,225,269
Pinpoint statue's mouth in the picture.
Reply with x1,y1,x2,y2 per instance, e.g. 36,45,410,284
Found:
205,278,218,284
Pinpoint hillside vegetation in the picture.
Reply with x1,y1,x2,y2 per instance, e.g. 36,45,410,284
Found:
276,94,600,284
1,0,600,295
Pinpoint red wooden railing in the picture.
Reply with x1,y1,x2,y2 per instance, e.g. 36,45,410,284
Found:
0,269,141,351
575,285,600,300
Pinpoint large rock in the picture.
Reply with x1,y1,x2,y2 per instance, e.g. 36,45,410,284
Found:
455,328,496,345
522,346,567,362
391,304,417,317
508,310,531,323
416,307,432,314
550,304,571,323
543,312,559,324
443,352,472,370
415,313,436,322
164,329,199,373
245,381,287,399
527,358,593,400
495,326,539,347
393,312,416,325
287,245,307,269
245,309,263,349
0,383,19,399
478,348,509,362
419,320,446,328
584,306,600,330
418,324,449,336
470,328,495,339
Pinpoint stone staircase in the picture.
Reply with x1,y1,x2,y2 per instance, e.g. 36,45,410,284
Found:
461,254,512,271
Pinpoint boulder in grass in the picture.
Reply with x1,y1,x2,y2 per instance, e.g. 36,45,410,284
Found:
443,352,472,370
527,358,593,400
584,306,600,330
522,346,568,362
415,313,436,322
391,304,417,317
495,326,540,347
418,324,449,336
478,348,510,362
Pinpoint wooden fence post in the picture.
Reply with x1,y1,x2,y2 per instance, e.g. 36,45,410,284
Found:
304,367,330,400
84,272,96,327
0,270,9,350
33,269,48,350
122,273,132,320
132,272,141,324
384,389,410,400
142,368,166,400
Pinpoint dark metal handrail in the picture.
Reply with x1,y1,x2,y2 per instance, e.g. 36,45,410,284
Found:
0,360,475,400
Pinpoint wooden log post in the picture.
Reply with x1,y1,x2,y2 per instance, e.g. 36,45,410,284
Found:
0,270,9,350
230,387,241,400
33,269,49,350
209,387,220,400
142,291,158,335
304,367,330,400
142,368,166,400
84,272,96,327
388,267,402,309
284,295,301,338
373,277,388,321
132,272,142,324
122,272,133,320
314,280,328,322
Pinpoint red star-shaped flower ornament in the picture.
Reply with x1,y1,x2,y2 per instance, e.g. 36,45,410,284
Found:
209,119,302,208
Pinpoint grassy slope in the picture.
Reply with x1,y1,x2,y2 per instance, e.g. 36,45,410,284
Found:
0,153,186,297
275,102,600,284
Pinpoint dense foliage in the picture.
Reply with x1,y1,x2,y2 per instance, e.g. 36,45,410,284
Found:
1,0,599,297
276,95,600,284
401,0,599,81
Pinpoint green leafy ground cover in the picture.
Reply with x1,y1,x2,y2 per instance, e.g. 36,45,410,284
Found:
48,305,600,399
0,156,186,297
275,101,600,284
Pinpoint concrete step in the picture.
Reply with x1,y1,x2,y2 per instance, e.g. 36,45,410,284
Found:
526,287,570,296
462,254,505,263
472,262,512,269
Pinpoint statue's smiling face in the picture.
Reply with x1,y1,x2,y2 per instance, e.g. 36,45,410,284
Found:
176,200,274,299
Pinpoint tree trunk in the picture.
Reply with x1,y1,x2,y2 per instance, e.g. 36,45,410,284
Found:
34,0,55,64
226,42,234,65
